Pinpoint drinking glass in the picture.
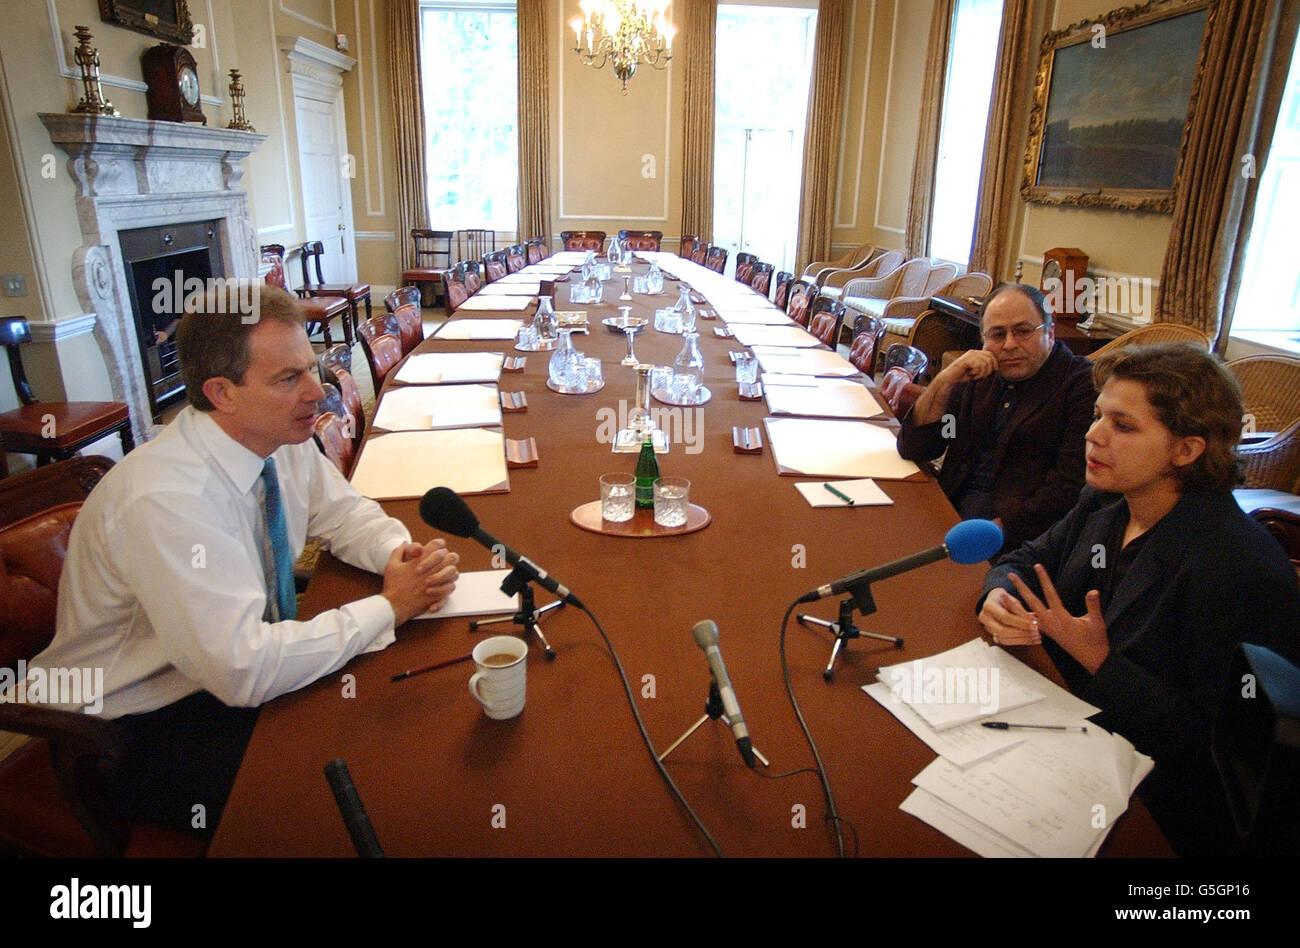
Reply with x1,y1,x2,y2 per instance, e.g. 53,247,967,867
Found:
734,352,758,384
600,473,636,522
653,477,691,528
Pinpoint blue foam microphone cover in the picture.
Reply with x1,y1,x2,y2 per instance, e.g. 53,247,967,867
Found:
944,519,1004,564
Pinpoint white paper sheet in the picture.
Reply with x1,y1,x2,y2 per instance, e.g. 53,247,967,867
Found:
349,428,508,499
764,417,920,479
455,295,533,311
416,569,519,619
477,282,541,295
751,346,860,377
394,352,504,385
765,378,884,419
729,324,823,349
372,383,502,431
795,478,893,507
434,319,523,340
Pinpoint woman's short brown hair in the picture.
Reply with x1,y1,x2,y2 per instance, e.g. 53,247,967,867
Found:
1092,342,1243,492
176,283,305,411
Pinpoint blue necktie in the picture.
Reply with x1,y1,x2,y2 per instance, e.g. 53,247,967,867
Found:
261,457,297,621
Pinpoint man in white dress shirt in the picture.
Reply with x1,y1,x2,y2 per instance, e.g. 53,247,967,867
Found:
29,284,458,837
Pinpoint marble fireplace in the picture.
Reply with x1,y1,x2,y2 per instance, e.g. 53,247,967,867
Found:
38,113,266,441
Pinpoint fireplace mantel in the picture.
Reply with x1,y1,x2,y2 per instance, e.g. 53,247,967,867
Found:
39,113,267,442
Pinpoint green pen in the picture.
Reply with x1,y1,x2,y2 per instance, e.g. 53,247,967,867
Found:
823,483,854,506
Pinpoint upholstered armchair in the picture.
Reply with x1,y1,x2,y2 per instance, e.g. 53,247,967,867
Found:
800,243,875,285
818,250,905,300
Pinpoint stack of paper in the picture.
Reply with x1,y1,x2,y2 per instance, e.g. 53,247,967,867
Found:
728,324,821,349
434,319,523,340
455,295,533,312
394,352,504,385
349,428,509,499
765,378,884,420
764,417,920,479
372,384,502,431
863,639,1154,857
751,346,859,377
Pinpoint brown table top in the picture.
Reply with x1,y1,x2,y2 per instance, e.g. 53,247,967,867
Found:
208,261,1170,858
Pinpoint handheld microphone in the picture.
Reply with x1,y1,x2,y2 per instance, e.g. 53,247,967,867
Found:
323,758,384,858
692,620,756,768
419,487,584,608
797,518,1003,604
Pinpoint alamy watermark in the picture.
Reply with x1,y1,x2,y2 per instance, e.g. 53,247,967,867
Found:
885,661,1001,715
151,272,262,323
1043,273,1153,321
594,400,705,454
0,661,105,714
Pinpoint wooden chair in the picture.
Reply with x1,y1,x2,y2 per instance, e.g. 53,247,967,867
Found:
906,307,981,383
848,313,887,375
880,344,930,418
560,231,606,252
808,298,846,348
689,243,709,265
385,286,423,312
443,265,470,317
1086,322,1211,360
883,342,929,380
312,411,356,478
801,242,877,284
400,229,453,307
0,458,208,857
263,244,350,347
617,230,663,252
734,252,758,285
505,244,527,273
704,246,729,274
482,250,508,283
355,313,405,392
750,262,774,298
786,279,816,327
454,228,495,262
462,260,484,296
525,237,548,264
679,235,701,259
1229,354,1300,493
772,271,794,310
391,302,425,356
298,241,372,345
0,317,133,474
318,344,365,451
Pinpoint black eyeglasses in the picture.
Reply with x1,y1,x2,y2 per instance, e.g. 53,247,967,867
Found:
981,323,1047,345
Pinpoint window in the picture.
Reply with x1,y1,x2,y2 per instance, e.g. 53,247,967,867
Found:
929,0,1004,266
712,4,817,276
1231,37,1300,345
420,1,518,231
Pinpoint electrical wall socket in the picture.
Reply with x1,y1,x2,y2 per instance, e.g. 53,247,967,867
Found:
2,274,27,297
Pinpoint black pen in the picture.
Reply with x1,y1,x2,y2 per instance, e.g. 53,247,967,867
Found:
823,483,854,506
982,721,1088,733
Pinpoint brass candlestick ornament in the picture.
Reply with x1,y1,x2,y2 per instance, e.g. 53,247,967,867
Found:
226,69,255,131
70,26,118,116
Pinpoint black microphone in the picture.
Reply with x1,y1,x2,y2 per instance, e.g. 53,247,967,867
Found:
324,758,385,858
419,486,584,608
692,620,756,768
797,519,1004,604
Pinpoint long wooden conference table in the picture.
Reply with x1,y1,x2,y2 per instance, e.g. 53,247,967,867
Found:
208,256,1170,857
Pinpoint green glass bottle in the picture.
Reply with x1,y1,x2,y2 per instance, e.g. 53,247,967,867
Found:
634,438,659,509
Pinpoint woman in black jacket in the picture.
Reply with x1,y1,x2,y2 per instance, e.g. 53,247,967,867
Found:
979,343,1300,855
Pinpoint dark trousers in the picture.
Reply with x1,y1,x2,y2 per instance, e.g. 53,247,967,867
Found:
105,690,260,840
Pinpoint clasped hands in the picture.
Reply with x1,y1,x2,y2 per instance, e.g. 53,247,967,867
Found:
978,563,1110,674
382,538,460,626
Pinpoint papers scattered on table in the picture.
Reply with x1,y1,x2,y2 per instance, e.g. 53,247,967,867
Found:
862,638,1153,857
751,346,859,377
417,569,519,620
372,383,502,431
795,478,893,507
728,324,822,349
764,417,920,479
349,428,509,499
394,351,504,385
476,282,541,296
765,378,884,420
434,319,523,341
455,295,533,312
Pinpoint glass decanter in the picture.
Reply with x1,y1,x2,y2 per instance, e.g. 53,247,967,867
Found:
674,283,696,332
548,328,583,388
672,331,704,404
647,262,664,295
534,294,558,344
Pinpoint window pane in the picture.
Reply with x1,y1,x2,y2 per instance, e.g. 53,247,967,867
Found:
421,4,519,231
930,0,1003,266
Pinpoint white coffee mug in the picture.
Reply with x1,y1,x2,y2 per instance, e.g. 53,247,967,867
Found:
468,635,528,720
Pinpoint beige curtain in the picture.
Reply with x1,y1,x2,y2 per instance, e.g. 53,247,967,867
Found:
968,0,1032,278
794,0,848,272
679,0,718,247
517,0,553,244
390,0,430,271
1158,0,1300,348
902,0,955,261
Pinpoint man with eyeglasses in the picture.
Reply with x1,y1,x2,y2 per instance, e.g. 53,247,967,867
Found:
897,283,1095,553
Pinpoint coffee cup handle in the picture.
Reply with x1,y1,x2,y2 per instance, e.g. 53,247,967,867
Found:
468,672,490,708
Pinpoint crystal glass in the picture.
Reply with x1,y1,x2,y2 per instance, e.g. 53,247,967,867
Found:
653,476,691,528
650,364,673,394
517,324,539,350
582,357,603,389
619,276,633,301
654,308,682,334
672,331,704,404
607,234,622,265
647,262,664,295
600,473,636,523
734,351,758,384
675,284,696,332
534,295,557,343
549,328,583,388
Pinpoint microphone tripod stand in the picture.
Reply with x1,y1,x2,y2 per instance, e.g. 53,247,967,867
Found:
658,681,770,768
469,563,563,659
797,581,903,681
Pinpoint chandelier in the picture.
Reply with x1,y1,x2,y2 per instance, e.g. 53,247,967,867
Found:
570,0,675,93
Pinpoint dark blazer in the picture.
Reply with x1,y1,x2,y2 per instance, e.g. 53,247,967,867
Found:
983,487,1300,854
897,341,1094,551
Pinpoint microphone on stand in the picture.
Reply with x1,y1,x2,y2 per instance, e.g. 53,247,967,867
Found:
797,518,1003,604
419,486,584,609
692,620,755,768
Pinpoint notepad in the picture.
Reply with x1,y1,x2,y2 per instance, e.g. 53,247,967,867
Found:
764,417,920,479
434,319,523,341
765,378,884,419
455,295,533,311
372,384,502,431
417,569,519,620
476,282,541,295
714,308,795,325
751,346,859,377
394,351,504,385
795,478,893,507
349,428,509,499
728,324,822,349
